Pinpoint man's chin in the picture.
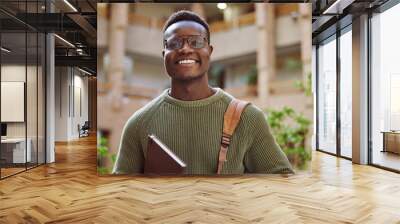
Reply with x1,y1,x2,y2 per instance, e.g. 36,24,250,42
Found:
172,73,204,82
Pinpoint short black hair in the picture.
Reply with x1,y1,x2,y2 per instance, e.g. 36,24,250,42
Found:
163,10,210,44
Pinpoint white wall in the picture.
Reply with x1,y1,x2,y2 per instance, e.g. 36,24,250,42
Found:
55,67,68,141
1,65,34,138
72,74,89,138
1,66,26,127
1,64,46,163
1,65,26,81
55,67,89,141
1,82,24,122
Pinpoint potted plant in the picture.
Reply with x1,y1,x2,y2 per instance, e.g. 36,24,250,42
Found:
266,106,311,170
97,130,117,175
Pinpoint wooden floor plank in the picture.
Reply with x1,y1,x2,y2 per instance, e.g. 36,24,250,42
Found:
0,135,399,223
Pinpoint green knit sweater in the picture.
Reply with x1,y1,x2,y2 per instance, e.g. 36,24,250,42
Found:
113,88,294,175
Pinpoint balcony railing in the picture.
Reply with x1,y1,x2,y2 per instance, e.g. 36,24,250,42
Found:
99,7,255,32
99,4,299,33
97,81,160,100
127,13,165,29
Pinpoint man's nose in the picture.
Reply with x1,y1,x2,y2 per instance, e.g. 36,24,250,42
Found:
179,40,193,53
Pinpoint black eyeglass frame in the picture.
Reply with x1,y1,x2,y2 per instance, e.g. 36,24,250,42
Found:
163,35,209,50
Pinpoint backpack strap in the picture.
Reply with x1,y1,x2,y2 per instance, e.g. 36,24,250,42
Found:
217,99,249,174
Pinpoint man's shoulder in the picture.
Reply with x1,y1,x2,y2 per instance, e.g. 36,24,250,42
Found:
125,90,167,127
242,103,265,120
234,102,267,131
216,89,265,120
215,90,266,129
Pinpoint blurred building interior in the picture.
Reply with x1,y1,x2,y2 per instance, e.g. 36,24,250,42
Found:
97,3,313,170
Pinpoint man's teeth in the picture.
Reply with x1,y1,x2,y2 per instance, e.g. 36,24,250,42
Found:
178,59,196,64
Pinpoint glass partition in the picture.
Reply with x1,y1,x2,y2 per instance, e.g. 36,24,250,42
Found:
339,27,352,158
1,30,28,177
0,1,46,179
371,3,400,171
317,35,337,155
38,32,45,165
27,31,38,169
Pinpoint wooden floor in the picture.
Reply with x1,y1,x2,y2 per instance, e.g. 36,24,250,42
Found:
1,136,400,223
1,163,45,178
372,151,400,171
1,167,26,178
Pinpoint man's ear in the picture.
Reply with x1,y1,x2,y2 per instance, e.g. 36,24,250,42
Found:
208,45,213,55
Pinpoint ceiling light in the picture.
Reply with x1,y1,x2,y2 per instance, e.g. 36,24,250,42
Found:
78,67,93,76
54,34,75,48
323,0,355,15
63,0,78,12
1,47,11,53
217,3,227,10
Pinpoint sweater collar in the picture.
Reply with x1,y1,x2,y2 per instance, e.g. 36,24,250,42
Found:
163,87,224,107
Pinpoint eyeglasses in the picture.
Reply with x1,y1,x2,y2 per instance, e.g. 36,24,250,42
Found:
164,35,208,50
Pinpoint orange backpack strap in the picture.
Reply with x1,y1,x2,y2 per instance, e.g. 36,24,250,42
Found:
217,98,249,174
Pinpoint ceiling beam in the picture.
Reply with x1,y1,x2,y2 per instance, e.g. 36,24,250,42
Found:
67,13,97,38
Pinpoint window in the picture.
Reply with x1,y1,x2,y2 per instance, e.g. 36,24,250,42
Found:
339,27,352,158
317,35,337,154
370,2,400,171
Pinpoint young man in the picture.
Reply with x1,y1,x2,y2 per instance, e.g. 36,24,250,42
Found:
113,10,294,175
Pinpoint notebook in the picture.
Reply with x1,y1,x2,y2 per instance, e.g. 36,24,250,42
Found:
144,135,186,175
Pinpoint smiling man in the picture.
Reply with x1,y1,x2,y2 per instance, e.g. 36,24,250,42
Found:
113,10,294,175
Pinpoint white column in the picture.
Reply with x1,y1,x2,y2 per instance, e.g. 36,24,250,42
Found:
191,3,206,20
46,33,55,163
352,14,369,165
312,45,317,151
299,3,312,85
256,3,275,103
54,67,71,141
108,3,129,111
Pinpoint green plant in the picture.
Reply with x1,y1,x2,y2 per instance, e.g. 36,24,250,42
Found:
266,106,311,170
284,58,302,71
294,72,312,96
97,132,116,175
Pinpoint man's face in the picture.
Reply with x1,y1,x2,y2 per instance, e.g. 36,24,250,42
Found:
162,21,213,81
